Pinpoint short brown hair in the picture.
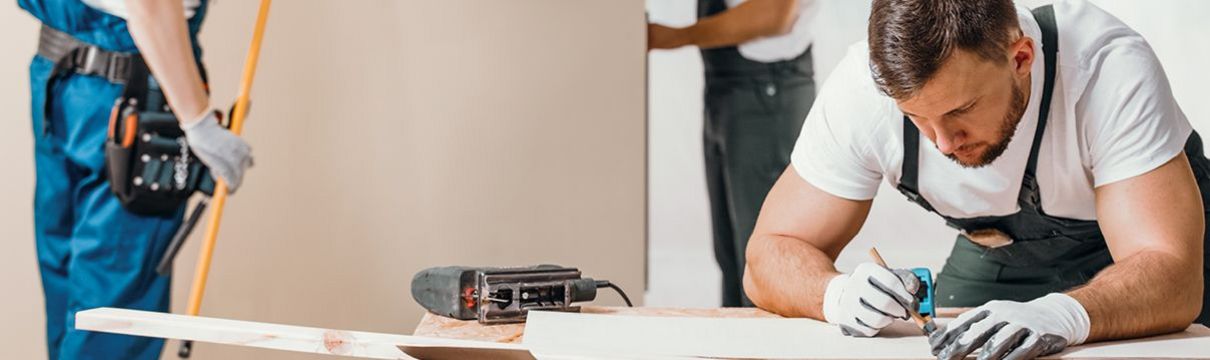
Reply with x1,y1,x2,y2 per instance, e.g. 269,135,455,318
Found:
868,0,1020,99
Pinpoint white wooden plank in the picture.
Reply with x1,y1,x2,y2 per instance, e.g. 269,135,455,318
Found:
75,308,533,359
522,310,1210,359
523,311,933,359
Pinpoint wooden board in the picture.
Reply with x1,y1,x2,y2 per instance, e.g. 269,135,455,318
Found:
75,308,533,360
80,307,1210,359
412,306,779,343
411,306,963,343
522,311,1210,359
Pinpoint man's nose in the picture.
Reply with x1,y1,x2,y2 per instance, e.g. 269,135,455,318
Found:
932,124,965,154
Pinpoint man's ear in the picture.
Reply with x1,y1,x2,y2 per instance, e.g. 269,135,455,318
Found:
1011,35,1035,77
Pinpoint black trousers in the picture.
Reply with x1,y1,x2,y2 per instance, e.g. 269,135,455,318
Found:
702,51,815,307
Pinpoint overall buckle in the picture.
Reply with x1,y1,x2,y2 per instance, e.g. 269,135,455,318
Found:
72,45,131,84
76,46,103,75
896,184,937,213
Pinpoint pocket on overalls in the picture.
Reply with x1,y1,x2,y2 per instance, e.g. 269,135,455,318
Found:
977,233,1085,268
936,233,1107,306
977,227,1112,291
740,79,789,173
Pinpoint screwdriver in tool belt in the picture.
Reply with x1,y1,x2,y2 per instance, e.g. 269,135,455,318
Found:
868,247,938,335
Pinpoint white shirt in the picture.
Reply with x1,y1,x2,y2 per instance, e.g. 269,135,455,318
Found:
82,0,201,19
725,0,819,62
790,0,1191,221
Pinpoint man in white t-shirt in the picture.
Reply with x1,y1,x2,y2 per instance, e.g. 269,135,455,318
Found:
649,0,819,307
742,0,1208,359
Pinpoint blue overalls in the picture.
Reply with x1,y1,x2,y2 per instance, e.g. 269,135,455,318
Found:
19,0,208,358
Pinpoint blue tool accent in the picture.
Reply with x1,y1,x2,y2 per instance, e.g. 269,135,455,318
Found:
911,267,936,317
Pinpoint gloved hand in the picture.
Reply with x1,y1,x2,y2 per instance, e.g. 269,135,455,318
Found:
822,263,922,337
182,109,253,192
929,293,1090,360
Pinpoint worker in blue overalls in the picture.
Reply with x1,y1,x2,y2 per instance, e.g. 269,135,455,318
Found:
20,0,252,358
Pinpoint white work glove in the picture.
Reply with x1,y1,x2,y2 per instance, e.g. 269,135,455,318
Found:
929,293,1091,360
182,109,253,192
822,263,922,337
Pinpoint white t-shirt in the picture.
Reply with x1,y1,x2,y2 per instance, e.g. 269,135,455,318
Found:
725,0,819,62
82,0,201,19
790,0,1191,221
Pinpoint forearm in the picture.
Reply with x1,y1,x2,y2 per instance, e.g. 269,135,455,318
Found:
1068,249,1203,341
125,0,209,121
743,234,840,319
679,0,800,49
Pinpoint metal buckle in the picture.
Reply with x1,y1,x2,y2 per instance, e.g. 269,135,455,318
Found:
107,56,129,85
77,46,103,76
896,185,936,213
1020,174,1042,208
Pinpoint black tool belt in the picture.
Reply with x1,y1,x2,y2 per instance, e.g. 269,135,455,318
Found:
106,74,216,215
38,24,215,216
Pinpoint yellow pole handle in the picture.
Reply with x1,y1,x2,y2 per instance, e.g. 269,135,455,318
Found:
185,0,272,318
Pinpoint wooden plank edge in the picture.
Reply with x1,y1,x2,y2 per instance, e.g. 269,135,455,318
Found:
76,308,532,360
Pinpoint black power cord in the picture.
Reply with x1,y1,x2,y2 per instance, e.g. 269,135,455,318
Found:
594,280,634,307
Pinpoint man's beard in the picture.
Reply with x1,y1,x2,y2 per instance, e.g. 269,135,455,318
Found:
945,81,1027,168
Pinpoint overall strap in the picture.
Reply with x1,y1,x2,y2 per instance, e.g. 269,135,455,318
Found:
897,116,936,213
1020,4,1059,208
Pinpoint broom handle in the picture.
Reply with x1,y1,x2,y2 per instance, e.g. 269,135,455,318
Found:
185,0,272,319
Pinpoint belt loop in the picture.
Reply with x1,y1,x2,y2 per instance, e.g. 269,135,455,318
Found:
41,76,55,137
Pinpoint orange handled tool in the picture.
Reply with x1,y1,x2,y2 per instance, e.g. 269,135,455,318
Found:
177,0,271,357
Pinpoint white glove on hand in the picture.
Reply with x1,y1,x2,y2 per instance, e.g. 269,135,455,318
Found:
182,110,253,192
822,263,922,337
929,293,1091,360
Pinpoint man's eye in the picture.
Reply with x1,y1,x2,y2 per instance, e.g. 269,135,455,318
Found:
964,103,979,113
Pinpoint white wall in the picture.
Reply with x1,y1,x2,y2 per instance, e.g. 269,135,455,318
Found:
646,0,1210,307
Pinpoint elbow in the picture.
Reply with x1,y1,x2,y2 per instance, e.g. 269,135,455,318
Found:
743,265,765,308
743,236,771,308
1176,252,1204,327
124,0,158,19
1161,293,1202,335
1163,256,1203,331
767,15,797,37
761,0,800,37
1177,273,1204,326
124,0,148,11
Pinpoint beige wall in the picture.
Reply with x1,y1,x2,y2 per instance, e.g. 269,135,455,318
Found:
0,1,647,358
0,1,44,358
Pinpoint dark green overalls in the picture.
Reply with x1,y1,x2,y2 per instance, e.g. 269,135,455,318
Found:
898,6,1210,326
699,0,817,307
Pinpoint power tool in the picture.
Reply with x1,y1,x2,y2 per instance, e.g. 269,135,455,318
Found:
411,265,632,324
